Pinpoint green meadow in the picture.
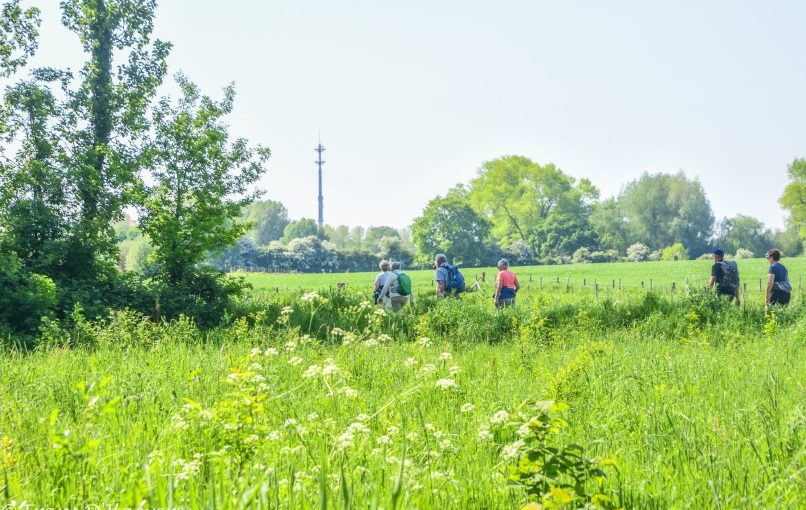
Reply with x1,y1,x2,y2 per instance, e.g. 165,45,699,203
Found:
1,259,804,509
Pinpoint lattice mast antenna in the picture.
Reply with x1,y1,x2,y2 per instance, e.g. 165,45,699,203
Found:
315,138,325,227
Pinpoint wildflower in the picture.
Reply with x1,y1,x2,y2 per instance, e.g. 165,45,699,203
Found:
266,431,281,441
355,413,371,423
248,362,262,372
377,333,392,343
449,365,461,376
301,291,320,303
374,308,386,317
170,414,188,431
322,359,339,376
285,341,298,352
299,334,313,345
288,356,303,366
416,337,432,347
249,347,262,358
377,435,392,446
478,428,493,441
364,338,379,347
281,306,294,315
340,386,358,398
330,327,345,337
405,431,419,442
501,439,525,461
336,431,355,450
250,373,266,383
387,425,400,436
283,418,298,429
172,457,202,481
518,423,531,438
199,410,213,420
460,403,475,414
435,378,457,390
421,363,437,375
439,352,453,361
404,357,417,367
264,347,279,357
307,412,320,422
302,364,322,379
490,410,510,425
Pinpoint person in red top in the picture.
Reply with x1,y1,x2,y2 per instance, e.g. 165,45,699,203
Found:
494,258,520,308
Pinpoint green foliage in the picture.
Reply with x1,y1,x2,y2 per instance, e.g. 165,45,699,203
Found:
411,190,491,266
0,0,40,77
0,251,56,334
492,400,618,509
60,0,171,280
660,242,688,261
469,156,598,258
619,171,714,254
282,218,325,243
715,214,772,257
241,199,289,245
138,74,269,285
780,158,806,238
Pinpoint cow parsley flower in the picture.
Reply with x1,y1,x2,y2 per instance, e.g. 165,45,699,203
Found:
288,356,303,366
460,403,475,414
490,410,510,425
439,352,453,361
435,378,457,390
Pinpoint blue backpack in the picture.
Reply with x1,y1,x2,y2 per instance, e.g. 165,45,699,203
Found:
443,263,466,293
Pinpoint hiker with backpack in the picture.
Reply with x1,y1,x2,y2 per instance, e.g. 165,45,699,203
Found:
765,248,791,309
434,254,466,297
377,261,414,311
373,260,391,304
493,258,520,308
707,249,740,305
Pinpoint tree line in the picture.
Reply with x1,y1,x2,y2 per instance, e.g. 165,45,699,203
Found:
176,155,803,274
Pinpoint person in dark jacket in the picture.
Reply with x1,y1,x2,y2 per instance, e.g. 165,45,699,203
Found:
765,248,791,309
707,249,740,305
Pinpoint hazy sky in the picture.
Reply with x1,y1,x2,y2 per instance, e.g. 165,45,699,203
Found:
19,0,806,230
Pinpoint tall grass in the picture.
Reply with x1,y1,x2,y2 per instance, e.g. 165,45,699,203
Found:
0,287,803,508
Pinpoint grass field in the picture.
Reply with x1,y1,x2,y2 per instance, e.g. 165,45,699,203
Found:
243,257,806,302
1,259,804,508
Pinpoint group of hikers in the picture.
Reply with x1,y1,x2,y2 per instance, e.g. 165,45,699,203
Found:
373,248,793,312
373,253,520,311
708,247,792,309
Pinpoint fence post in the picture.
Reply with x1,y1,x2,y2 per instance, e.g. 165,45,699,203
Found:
649,279,653,291
759,278,762,292
540,276,543,290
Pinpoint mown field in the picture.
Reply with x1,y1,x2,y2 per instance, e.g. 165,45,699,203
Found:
241,257,806,301
1,260,804,509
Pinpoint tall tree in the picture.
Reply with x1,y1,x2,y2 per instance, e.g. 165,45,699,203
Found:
469,156,598,257
779,158,806,240
241,199,289,245
137,75,270,285
282,218,325,243
619,172,714,255
715,215,771,257
589,198,631,253
0,69,71,274
60,0,171,276
412,190,491,266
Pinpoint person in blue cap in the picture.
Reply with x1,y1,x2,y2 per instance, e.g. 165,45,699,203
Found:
707,249,740,304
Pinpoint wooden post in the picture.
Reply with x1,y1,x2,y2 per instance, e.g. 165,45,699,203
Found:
540,276,543,289
649,279,653,291
595,281,599,297
759,278,762,292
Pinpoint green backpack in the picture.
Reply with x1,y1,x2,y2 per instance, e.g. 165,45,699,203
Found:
397,272,412,296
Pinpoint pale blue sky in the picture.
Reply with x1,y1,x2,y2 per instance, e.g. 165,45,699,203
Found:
20,0,806,230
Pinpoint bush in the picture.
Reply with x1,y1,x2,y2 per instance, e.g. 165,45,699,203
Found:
734,248,754,259
153,267,249,327
626,243,651,262
661,243,688,261
572,247,592,264
0,252,57,334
